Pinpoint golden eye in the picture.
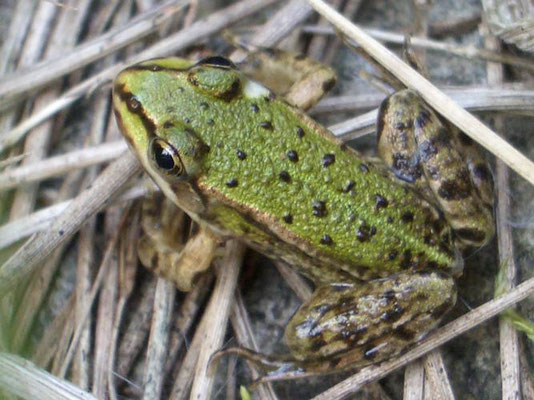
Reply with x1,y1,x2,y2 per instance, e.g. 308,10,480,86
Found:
150,138,185,176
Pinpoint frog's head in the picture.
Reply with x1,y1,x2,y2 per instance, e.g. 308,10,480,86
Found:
113,57,221,181
113,57,232,217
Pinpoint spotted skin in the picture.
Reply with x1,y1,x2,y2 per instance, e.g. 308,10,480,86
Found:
377,89,494,248
113,54,493,380
286,271,456,365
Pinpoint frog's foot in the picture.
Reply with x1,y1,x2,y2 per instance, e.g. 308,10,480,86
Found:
138,196,220,291
282,271,457,376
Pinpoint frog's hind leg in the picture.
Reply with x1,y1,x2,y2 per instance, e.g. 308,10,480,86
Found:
236,47,337,110
217,271,456,381
377,89,494,249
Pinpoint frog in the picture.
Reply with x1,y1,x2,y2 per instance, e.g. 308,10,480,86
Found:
112,49,494,381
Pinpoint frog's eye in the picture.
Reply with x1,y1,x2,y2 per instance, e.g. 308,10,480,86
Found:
196,56,235,69
150,138,185,177
188,61,241,101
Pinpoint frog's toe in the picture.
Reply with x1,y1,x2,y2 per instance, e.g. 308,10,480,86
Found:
211,347,320,384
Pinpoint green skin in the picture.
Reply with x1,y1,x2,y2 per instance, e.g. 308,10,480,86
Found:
112,55,493,378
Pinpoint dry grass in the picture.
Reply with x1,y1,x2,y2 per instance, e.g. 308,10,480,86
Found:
0,0,532,399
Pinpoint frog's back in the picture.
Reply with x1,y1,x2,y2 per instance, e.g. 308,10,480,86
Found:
116,58,459,282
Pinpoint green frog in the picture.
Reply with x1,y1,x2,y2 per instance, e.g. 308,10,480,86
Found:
112,50,494,380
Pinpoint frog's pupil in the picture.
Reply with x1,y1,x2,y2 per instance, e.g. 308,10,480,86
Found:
154,144,175,170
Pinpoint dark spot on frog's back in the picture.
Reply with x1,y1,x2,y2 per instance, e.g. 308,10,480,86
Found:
344,180,355,193
320,234,333,245
251,103,259,113
260,121,273,130
236,149,247,160
283,213,293,224
296,126,305,138
356,225,369,242
401,211,414,223
287,150,299,162
375,194,389,210
226,178,238,188
322,153,336,167
279,171,291,182
312,200,327,217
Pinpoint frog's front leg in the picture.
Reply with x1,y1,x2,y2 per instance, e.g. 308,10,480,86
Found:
138,195,220,291
224,271,456,381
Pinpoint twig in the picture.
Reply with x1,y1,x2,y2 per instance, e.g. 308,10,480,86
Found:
0,353,98,400
142,279,176,400
0,141,127,191
189,241,245,400
0,0,279,153
0,151,140,295
92,211,120,397
230,291,279,400
403,360,424,400
116,279,156,379
423,351,455,400
0,183,149,250
485,25,522,400
301,25,534,73
0,0,191,109
163,273,214,378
